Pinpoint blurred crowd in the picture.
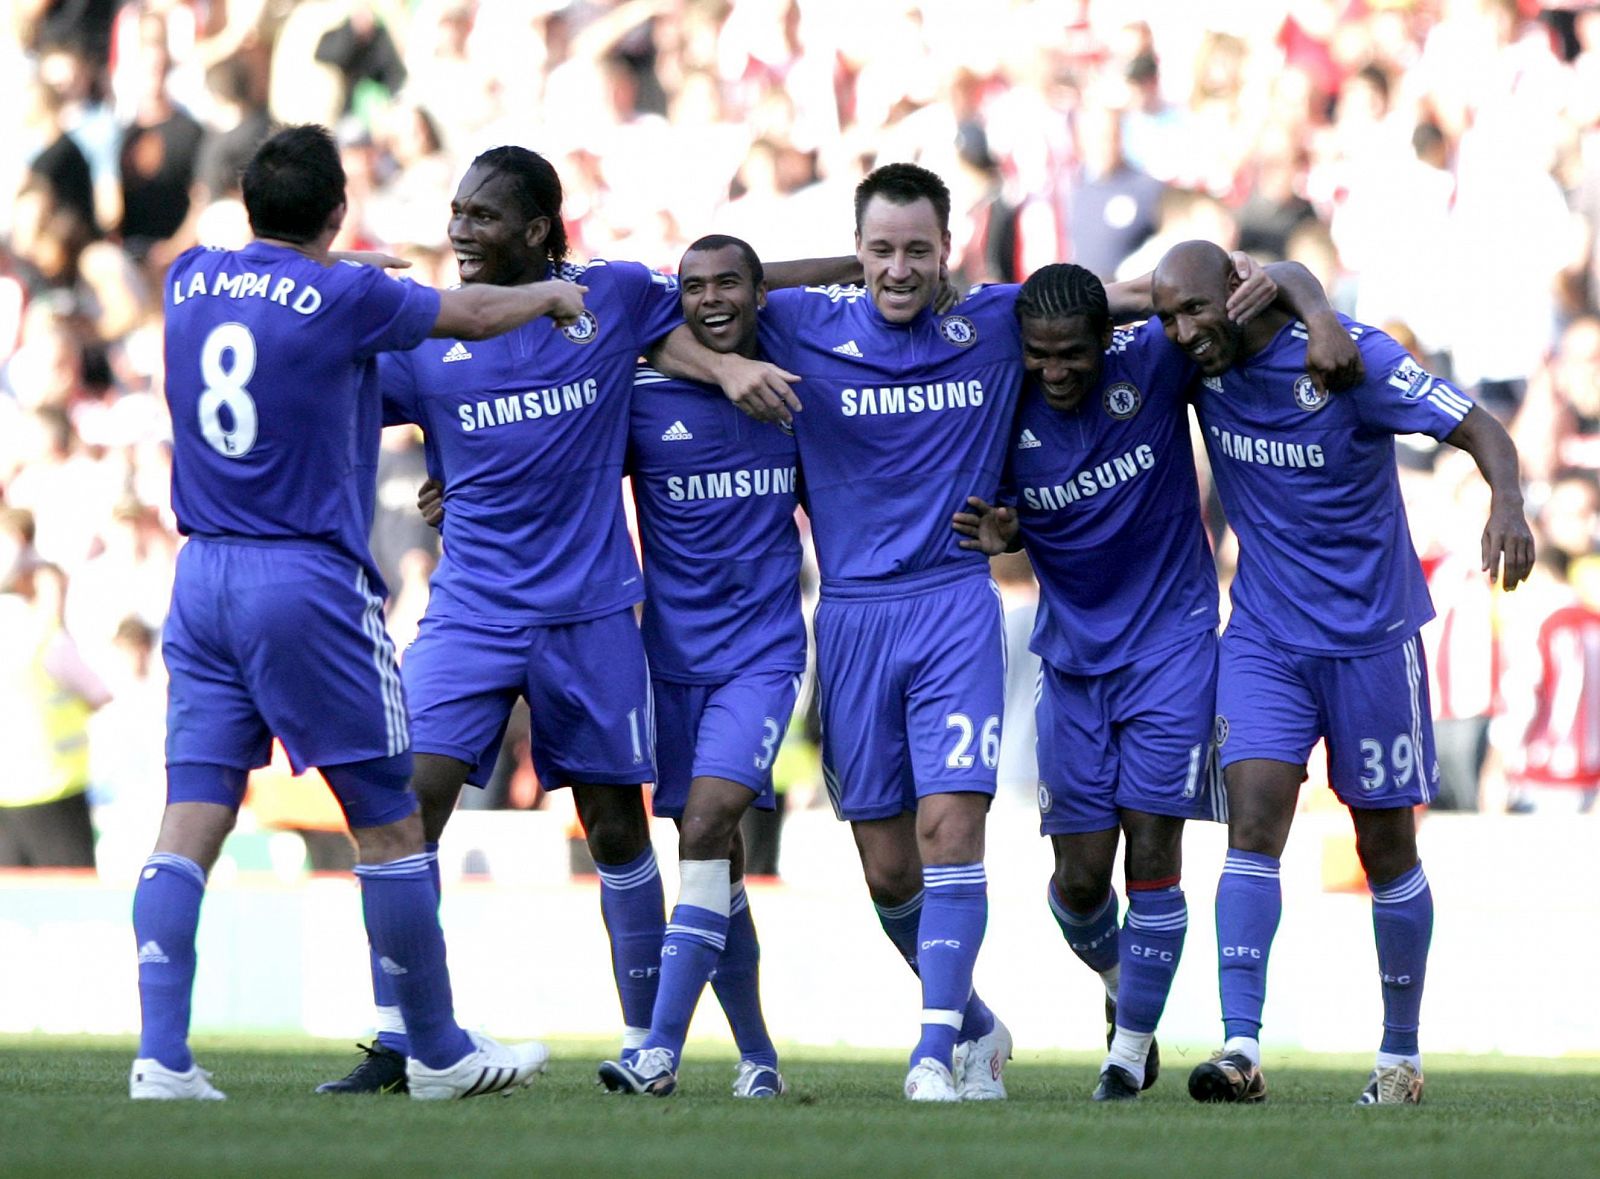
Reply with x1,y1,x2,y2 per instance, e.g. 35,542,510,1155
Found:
4,0,1600,873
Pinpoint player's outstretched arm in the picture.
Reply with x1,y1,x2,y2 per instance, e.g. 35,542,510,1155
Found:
431,279,587,341
763,256,861,290
952,496,1021,555
1444,405,1536,590
1260,261,1364,394
647,324,802,423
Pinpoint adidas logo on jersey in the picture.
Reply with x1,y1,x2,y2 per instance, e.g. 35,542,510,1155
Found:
832,339,864,357
378,956,409,977
661,421,694,442
441,342,473,363
1017,429,1042,449
137,941,169,965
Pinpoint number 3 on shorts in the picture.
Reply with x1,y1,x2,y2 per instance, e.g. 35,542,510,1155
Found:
945,713,1001,770
199,322,260,457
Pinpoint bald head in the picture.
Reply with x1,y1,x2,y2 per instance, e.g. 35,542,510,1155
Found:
1151,240,1245,377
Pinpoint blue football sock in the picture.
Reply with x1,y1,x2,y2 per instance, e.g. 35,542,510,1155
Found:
910,864,988,1070
354,852,473,1069
1371,861,1432,1058
641,859,730,1065
133,853,207,1072
710,882,778,1069
1215,850,1282,1043
873,888,994,1044
1118,882,1188,1035
1048,881,1121,976
371,840,435,1056
595,846,666,1041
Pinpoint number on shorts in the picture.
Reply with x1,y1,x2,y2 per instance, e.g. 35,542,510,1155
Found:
754,717,782,772
198,323,260,457
946,713,1001,770
1359,733,1416,793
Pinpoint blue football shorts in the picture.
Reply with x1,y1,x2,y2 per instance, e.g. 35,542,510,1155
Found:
403,606,655,789
814,566,1006,822
1036,628,1222,835
1215,626,1439,808
650,667,803,819
163,538,410,775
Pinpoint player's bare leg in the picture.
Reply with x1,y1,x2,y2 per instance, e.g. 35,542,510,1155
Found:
1350,804,1429,1105
1190,759,1300,1103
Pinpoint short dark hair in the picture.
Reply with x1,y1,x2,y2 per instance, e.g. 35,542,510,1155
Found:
242,124,344,244
682,234,764,286
854,162,951,234
1015,263,1109,337
469,146,569,266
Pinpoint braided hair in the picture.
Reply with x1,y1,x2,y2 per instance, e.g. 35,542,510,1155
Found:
469,146,569,266
1014,263,1109,336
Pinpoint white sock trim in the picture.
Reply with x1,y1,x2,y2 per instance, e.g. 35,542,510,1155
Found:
374,1005,406,1036
677,859,732,917
921,1008,964,1030
1222,1035,1261,1067
1101,964,1121,1000
622,1027,649,1050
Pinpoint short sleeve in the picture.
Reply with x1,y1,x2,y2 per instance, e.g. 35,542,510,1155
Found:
341,264,441,360
379,350,420,427
1347,327,1474,441
608,260,685,351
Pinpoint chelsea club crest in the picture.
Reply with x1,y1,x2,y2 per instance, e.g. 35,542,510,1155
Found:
562,310,600,345
1293,374,1328,412
1102,381,1141,420
939,315,977,348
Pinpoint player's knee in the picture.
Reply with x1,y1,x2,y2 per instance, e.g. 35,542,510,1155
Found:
1052,867,1110,915
351,810,424,864
678,808,740,861
579,787,650,863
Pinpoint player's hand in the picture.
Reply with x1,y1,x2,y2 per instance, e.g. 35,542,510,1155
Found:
417,478,445,528
934,266,965,315
715,354,803,424
1225,252,1275,325
952,496,1019,555
332,250,413,270
1483,497,1535,591
1302,311,1364,396
536,280,588,328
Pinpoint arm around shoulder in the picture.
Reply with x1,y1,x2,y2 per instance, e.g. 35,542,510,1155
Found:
431,280,587,341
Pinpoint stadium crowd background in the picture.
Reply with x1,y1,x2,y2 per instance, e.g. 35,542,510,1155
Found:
3,0,1600,874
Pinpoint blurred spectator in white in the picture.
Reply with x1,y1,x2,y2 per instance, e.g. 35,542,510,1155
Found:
64,498,173,673
992,550,1040,810
0,506,110,867
400,0,497,156
366,102,453,250
4,403,125,569
86,613,166,875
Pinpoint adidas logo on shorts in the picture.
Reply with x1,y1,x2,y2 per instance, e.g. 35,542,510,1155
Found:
441,341,473,363
661,421,694,441
137,940,169,964
1017,429,1042,449
832,339,864,357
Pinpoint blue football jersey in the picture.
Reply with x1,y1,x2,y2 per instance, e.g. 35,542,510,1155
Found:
164,242,440,593
1008,319,1218,675
757,284,1024,590
627,366,805,683
381,260,684,623
1196,316,1473,654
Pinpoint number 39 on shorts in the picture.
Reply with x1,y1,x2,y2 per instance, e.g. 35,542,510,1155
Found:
198,322,260,457
1358,733,1416,793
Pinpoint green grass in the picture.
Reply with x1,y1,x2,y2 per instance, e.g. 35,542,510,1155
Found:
4,1038,1600,1178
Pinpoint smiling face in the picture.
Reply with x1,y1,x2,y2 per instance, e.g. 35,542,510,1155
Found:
448,163,549,287
1151,247,1244,376
1021,313,1109,412
679,244,764,358
855,194,949,324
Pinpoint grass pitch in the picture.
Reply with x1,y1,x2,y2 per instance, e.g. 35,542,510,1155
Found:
3,1038,1598,1178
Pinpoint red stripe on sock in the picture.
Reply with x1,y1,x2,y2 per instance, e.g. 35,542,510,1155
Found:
1126,875,1181,892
